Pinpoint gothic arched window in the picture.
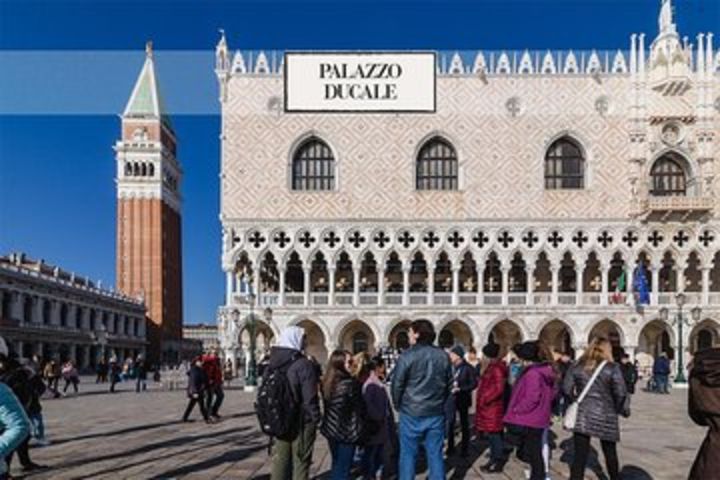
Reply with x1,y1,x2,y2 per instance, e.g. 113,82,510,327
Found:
291,137,335,191
544,137,585,189
650,154,686,196
416,137,458,190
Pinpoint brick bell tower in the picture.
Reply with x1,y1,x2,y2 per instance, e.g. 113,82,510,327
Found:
114,42,183,364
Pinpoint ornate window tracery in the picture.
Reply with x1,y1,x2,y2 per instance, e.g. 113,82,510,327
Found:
650,154,686,197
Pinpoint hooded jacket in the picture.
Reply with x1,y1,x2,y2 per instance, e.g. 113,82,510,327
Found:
475,359,508,433
688,348,720,480
503,363,557,429
0,382,30,475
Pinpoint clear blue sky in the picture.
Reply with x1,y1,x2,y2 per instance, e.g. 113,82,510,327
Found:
0,0,717,324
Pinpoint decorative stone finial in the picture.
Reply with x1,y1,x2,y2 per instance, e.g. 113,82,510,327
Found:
145,40,153,58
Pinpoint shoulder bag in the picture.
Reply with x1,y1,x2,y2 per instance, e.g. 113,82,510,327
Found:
563,360,607,431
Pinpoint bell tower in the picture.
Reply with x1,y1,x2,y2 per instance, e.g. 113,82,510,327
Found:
114,42,183,364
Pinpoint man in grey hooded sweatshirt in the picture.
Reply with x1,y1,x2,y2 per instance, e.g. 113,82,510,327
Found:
269,326,321,480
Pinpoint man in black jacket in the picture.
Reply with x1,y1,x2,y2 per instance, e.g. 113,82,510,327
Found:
182,357,210,423
391,320,452,480
269,326,320,480
446,345,477,457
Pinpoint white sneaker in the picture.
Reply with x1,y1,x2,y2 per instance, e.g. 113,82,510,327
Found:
524,469,531,479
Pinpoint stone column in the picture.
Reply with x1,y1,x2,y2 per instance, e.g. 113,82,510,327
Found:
328,267,336,307
451,266,460,306
225,271,233,305
377,268,385,307
501,266,510,306
10,292,23,323
550,266,560,306
278,268,286,306
477,266,485,305
527,264,535,305
701,267,711,305
32,297,43,324
50,300,61,326
67,304,77,329
427,266,435,306
303,267,311,306
601,262,609,306
625,264,633,297
651,264,660,306
676,256,687,293
575,266,584,306
353,267,361,307
402,265,410,306
82,345,91,369
625,345,638,363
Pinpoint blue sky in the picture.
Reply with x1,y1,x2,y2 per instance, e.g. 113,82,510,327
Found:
0,0,718,324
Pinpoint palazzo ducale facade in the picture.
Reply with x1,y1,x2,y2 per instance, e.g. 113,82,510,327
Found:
215,1,720,372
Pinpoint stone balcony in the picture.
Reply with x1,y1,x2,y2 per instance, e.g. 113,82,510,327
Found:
640,195,714,221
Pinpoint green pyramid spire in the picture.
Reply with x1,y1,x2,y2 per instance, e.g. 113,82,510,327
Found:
123,42,172,129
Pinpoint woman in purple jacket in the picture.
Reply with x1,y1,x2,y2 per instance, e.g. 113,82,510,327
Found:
503,341,558,480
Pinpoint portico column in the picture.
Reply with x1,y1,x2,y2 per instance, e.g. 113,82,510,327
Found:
477,266,485,305
451,266,460,306
377,268,385,306
303,267,311,306
550,266,559,306
32,297,43,324
50,300,61,326
701,266,711,305
328,267,336,307
625,264,633,297
251,266,261,304
402,265,410,306
676,256,687,293
278,268,286,306
225,271,233,305
526,267,535,305
10,292,23,323
651,264,660,306
82,345,91,369
575,266,584,306
501,266,510,306
427,267,435,306
67,304,77,329
353,267,361,307
601,263,609,306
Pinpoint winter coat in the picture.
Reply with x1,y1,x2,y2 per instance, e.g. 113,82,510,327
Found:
504,363,557,429
201,354,223,386
563,361,627,442
620,362,638,395
688,348,720,480
362,371,392,446
186,365,208,398
475,360,508,433
321,372,366,445
267,346,321,425
0,383,30,476
136,360,148,380
653,356,671,376
453,360,478,410
391,344,453,417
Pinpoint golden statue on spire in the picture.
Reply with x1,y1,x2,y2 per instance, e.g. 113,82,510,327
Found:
145,40,153,58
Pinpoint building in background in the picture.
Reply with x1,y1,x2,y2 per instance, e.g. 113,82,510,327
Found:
115,42,184,364
216,1,719,371
183,323,220,356
0,253,146,368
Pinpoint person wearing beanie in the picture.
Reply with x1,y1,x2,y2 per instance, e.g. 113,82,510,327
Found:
446,344,477,457
475,342,508,473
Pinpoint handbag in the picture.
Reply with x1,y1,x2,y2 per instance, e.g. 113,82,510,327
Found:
563,360,607,431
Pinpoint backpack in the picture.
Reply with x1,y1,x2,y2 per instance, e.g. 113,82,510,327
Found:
255,353,302,441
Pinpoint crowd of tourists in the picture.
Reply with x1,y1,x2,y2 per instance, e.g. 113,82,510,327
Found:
255,321,720,480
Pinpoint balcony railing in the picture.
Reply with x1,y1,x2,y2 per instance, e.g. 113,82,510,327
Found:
409,293,427,306
335,293,354,306
508,293,527,305
558,293,578,305
458,293,478,305
644,196,714,213
385,293,403,305
434,293,453,305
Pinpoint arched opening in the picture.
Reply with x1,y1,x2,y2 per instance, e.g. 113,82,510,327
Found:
310,252,328,292
359,252,377,292
336,251,354,292
638,319,674,359
89,309,97,330
409,252,428,293
285,252,304,293
260,252,279,293
240,320,275,356
459,252,478,292
509,252,527,292
534,252,552,292
659,251,676,292
608,252,626,303
385,252,403,292
416,136,458,191
125,162,132,176
684,252,702,293
583,252,602,293
1,294,11,322
234,252,254,293
42,300,51,325
291,137,336,191
488,320,523,357
559,252,576,292
339,320,376,354
23,296,33,324
141,163,147,176
434,252,452,292
439,320,473,349
650,152,687,197
588,319,623,347
75,306,83,329
148,163,155,177
389,320,412,352
690,320,720,353
296,319,327,364
544,136,585,190
484,252,502,293
712,252,720,293
539,320,573,354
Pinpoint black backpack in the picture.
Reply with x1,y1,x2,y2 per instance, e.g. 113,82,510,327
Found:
255,353,302,441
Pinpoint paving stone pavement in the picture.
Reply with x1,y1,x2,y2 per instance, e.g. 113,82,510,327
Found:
11,376,704,480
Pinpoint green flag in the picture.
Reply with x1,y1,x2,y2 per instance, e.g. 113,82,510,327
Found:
616,271,626,293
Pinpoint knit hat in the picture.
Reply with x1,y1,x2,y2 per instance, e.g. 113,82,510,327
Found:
0,337,7,357
482,343,500,359
513,341,540,362
450,345,465,358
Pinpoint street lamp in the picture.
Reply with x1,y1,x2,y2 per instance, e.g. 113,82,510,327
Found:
244,286,258,390
94,323,109,364
659,293,701,384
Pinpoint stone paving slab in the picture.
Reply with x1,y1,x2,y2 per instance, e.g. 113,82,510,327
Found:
9,377,704,479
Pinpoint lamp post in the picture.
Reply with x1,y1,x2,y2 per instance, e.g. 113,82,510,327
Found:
244,290,258,390
659,292,702,384
94,323,108,364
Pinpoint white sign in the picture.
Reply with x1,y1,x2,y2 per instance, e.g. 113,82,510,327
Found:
284,52,436,112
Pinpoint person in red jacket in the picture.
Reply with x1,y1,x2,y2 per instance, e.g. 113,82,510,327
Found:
474,343,509,474
201,349,224,419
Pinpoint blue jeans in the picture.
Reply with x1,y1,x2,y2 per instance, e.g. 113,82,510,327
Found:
654,374,669,393
487,432,505,463
30,412,45,440
398,413,445,480
328,439,356,480
362,443,384,479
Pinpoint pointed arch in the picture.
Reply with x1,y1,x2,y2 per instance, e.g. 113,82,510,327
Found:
290,135,336,191
545,135,585,189
416,136,458,191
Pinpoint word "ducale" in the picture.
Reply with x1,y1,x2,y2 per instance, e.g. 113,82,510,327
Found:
320,62,402,101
